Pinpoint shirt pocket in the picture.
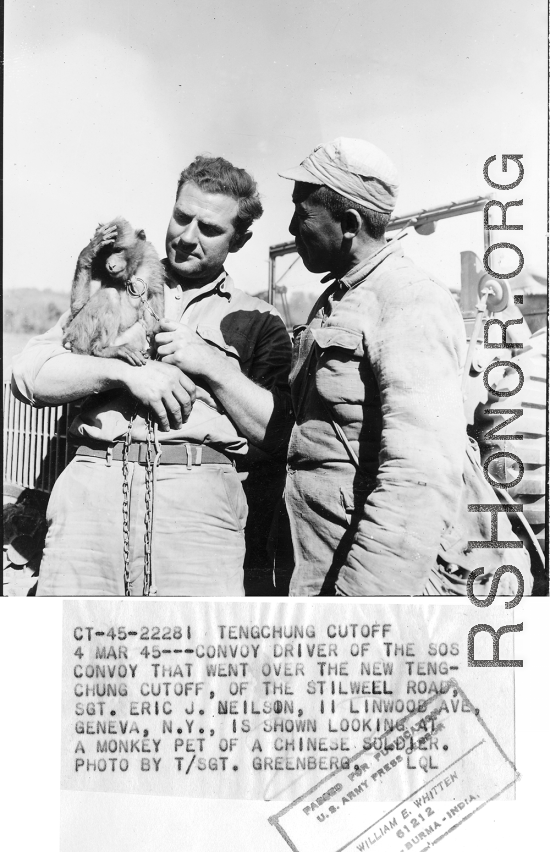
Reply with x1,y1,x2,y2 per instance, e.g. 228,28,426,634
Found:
312,326,365,406
312,326,363,358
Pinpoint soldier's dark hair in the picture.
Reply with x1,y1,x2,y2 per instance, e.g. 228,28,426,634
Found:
177,156,263,237
296,181,390,240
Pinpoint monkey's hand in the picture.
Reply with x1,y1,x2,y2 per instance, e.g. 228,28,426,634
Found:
110,322,149,365
122,360,196,432
83,222,119,261
111,343,148,366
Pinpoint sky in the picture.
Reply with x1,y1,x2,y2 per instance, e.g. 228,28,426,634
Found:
4,0,547,297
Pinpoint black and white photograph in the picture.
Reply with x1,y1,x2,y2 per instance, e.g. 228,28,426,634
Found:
2,0,548,850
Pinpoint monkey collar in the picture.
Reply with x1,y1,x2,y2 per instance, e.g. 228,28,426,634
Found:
126,276,147,298
126,277,161,322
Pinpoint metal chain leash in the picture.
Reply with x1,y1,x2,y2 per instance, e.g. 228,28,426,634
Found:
119,278,162,596
143,412,160,596
121,401,160,596
121,413,136,596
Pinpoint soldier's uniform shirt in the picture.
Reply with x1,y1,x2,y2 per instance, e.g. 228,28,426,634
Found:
285,239,531,596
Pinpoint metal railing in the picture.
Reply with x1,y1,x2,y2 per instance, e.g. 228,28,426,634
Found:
3,378,74,495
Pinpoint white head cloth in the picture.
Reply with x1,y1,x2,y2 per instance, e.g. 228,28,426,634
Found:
279,137,399,213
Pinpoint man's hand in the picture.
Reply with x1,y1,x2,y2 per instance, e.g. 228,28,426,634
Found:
154,319,221,379
123,359,196,431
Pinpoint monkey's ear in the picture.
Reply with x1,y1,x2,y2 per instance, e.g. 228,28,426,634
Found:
136,229,147,241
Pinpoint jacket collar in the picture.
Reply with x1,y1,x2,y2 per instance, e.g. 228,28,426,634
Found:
338,238,404,290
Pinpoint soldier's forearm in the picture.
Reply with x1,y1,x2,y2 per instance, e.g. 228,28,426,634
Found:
33,354,132,405
206,357,277,448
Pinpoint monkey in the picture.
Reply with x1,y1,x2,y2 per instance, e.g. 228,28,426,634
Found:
62,217,165,365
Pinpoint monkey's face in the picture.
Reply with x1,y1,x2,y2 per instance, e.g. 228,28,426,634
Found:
104,246,130,281
165,182,241,286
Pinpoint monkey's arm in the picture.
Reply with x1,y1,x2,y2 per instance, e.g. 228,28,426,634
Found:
70,223,118,315
70,250,94,316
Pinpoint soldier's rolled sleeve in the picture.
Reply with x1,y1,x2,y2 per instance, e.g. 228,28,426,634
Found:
11,312,71,406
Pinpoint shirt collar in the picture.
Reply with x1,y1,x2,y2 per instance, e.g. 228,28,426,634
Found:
337,238,404,291
218,272,234,300
163,262,232,300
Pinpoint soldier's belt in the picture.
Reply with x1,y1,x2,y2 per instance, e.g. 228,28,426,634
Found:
74,442,232,466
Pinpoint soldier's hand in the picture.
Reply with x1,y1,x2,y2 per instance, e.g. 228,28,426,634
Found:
123,360,196,431
154,319,219,379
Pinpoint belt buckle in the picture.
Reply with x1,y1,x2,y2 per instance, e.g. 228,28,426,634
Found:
185,443,194,470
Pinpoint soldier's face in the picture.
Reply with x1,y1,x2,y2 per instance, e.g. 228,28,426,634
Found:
166,182,240,285
289,184,343,274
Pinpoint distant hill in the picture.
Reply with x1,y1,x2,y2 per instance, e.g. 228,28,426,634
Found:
3,289,70,335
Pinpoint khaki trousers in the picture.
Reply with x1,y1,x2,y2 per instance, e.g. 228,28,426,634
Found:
36,455,247,596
